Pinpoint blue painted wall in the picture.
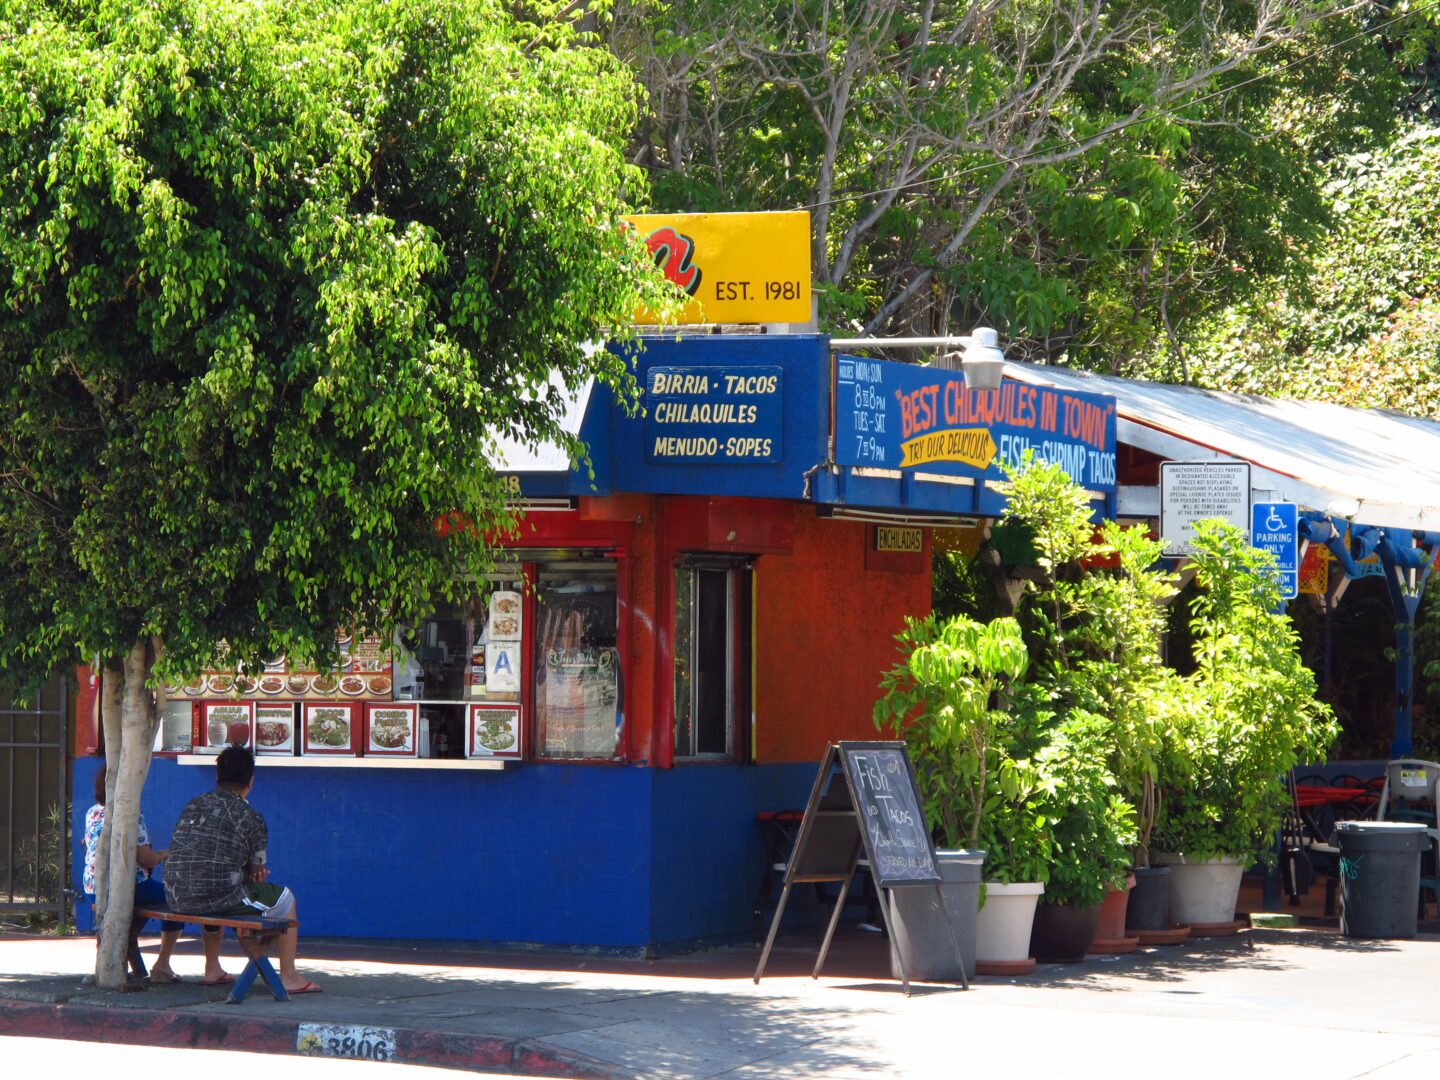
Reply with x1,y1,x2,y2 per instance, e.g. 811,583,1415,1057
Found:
72,757,817,951
648,763,816,947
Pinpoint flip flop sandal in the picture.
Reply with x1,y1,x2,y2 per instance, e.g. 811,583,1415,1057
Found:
286,981,322,995
201,973,236,986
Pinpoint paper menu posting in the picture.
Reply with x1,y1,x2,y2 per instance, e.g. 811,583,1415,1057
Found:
488,592,522,641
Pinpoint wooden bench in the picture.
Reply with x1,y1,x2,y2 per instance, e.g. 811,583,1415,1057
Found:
133,906,298,1004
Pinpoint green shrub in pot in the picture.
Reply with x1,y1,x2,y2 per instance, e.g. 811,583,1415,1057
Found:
1152,520,1339,861
973,728,1054,887
1030,709,1137,906
1068,522,1192,869
873,614,1030,851
996,456,1152,880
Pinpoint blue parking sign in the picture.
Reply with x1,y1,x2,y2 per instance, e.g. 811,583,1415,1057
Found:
1250,502,1299,600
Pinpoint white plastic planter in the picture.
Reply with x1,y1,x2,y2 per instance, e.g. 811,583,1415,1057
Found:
974,880,1044,963
1154,853,1244,925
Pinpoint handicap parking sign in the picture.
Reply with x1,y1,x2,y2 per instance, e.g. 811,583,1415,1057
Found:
1250,502,1299,600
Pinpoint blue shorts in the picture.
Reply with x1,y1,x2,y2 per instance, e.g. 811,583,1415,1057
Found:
84,879,183,934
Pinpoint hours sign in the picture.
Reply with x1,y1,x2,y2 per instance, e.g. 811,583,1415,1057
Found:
833,356,1117,490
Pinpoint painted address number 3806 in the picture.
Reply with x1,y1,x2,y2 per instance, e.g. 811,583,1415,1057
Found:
298,1022,397,1062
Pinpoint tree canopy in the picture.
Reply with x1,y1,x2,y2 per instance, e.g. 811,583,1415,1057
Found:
0,0,673,686
613,0,1407,361
0,0,674,986
1143,122,1440,411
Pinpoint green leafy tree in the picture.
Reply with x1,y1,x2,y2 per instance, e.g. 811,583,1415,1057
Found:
614,0,1400,362
0,0,677,988
1154,123,1440,410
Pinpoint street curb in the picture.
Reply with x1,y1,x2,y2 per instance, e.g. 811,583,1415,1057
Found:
0,998,625,1078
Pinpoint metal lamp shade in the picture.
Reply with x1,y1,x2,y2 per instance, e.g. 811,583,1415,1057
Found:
962,327,1006,391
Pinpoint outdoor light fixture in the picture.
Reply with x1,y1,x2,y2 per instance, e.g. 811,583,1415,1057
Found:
938,326,1006,391
829,327,1010,389
953,326,1006,391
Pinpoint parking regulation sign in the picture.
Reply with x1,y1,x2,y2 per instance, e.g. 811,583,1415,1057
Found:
1250,502,1299,599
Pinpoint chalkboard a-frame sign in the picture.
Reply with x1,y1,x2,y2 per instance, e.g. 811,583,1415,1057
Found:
752,741,967,994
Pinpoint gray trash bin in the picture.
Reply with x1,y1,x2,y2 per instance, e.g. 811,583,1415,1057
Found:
889,850,983,981
1334,821,1428,939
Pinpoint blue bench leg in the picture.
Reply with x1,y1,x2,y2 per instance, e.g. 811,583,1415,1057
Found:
254,956,289,1003
127,940,147,979
226,952,288,1003
227,959,259,1004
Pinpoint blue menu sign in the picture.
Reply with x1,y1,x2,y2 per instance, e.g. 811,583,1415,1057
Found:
644,365,784,464
834,355,1117,490
1251,501,1299,599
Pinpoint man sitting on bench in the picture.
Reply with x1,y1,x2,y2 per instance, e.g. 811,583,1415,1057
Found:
165,744,320,995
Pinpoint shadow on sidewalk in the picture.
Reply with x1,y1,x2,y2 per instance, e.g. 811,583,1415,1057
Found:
0,936,910,1078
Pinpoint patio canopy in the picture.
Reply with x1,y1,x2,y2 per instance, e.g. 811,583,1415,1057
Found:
1006,362,1440,533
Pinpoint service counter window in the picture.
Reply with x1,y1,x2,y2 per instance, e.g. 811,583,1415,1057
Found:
396,569,525,759
674,560,751,761
168,554,632,766
534,562,622,760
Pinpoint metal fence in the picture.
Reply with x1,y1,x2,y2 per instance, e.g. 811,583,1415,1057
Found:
0,679,69,926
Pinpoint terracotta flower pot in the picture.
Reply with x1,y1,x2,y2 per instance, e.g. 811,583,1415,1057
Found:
1094,872,1137,941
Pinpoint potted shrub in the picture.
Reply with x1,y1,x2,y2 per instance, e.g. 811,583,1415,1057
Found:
1027,710,1137,962
994,457,1144,959
1116,668,1199,936
874,613,1030,979
1151,521,1340,927
1060,521,1187,944
973,727,1053,969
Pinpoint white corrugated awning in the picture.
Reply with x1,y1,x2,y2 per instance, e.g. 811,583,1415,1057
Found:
1006,362,1440,532
489,377,594,473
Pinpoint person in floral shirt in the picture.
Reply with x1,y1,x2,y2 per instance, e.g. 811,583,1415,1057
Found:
82,763,184,983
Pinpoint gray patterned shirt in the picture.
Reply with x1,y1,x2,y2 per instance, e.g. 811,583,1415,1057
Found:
164,788,268,914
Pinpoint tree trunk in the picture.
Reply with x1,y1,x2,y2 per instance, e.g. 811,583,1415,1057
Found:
95,640,162,990
91,667,121,949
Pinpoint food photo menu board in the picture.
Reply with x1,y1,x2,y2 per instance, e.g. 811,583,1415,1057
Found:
468,704,522,759
193,701,254,754
302,702,360,756
254,703,297,756
165,632,394,702
365,703,419,758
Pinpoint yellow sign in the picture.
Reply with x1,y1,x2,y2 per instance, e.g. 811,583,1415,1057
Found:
898,428,997,471
626,211,812,325
876,526,924,553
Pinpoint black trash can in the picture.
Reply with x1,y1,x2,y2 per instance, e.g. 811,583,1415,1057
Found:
1334,821,1428,939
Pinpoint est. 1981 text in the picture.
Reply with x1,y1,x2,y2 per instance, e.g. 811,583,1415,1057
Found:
711,280,804,302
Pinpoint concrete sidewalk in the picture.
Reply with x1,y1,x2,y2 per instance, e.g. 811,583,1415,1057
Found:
3,926,1440,1078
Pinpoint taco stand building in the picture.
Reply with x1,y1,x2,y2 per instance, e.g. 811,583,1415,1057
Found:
68,212,1440,952
67,213,1123,952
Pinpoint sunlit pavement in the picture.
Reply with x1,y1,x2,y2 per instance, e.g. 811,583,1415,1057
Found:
3,926,1440,1078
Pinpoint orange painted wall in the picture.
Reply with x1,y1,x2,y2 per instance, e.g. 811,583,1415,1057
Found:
753,510,932,763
